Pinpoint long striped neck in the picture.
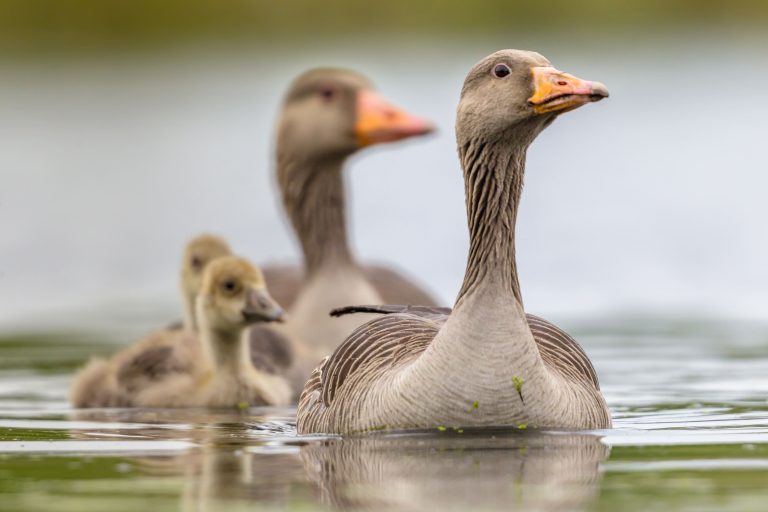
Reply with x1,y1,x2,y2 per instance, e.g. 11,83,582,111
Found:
277,154,356,277
455,136,527,309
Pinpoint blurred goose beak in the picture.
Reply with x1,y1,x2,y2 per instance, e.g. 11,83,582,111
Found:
528,66,609,114
355,90,434,147
242,287,286,323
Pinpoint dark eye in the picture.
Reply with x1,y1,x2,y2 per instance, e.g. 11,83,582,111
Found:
493,63,511,78
320,88,335,101
191,256,204,271
221,279,238,293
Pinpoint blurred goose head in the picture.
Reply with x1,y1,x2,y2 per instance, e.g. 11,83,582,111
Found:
276,68,433,164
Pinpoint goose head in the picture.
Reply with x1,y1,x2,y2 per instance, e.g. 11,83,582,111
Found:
456,49,608,146
276,68,433,164
197,256,286,335
180,234,233,321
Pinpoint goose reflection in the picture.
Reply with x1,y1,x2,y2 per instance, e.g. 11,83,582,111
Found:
68,408,306,510
300,429,609,512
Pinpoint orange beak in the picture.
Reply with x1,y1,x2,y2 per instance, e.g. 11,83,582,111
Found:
355,90,434,147
528,66,609,115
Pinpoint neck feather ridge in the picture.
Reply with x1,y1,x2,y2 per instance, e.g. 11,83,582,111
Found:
455,136,527,307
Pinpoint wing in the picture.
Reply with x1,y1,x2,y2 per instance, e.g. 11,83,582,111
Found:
261,263,305,310
525,314,600,389
297,312,440,428
261,262,437,309
362,265,438,307
115,330,197,393
331,304,452,322
330,306,600,390
248,324,294,374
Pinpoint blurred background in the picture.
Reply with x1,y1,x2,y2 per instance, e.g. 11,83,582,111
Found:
2,0,768,334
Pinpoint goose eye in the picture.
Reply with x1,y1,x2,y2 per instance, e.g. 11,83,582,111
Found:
493,64,511,78
221,279,238,293
320,88,335,101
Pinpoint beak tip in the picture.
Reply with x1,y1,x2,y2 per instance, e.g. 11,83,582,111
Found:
590,82,610,100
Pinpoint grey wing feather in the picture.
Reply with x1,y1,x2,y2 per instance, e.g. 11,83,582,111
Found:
328,305,600,390
116,344,190,392
362,265,438,307
309,313,440,409
248,325,294,374
262,263,437,309
261,263,305,310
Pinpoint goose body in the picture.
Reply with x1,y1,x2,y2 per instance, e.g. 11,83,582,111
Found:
264,69,435,368
262,264,436,312
71,256,291,408
297,50,612,433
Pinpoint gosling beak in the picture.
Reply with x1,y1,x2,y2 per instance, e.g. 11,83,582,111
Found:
355,90,434,147
528,66,609,115
242,287,286,324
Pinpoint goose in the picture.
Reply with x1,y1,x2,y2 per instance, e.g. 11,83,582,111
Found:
297,50,612,434
262,68,435,362
70,256,291,408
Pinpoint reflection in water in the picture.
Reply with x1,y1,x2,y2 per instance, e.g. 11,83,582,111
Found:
68,408,307,511
300,430,609,512
179,427,303,511
66,409,608,512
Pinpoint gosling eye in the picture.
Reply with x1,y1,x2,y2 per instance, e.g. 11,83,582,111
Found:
319,88,336,102
190,256,204,271
492,63,512,78
221,279,239,294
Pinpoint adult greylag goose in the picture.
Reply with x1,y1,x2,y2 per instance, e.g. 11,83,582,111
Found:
262,68,435,361
71,256,291,407
297,50,612,434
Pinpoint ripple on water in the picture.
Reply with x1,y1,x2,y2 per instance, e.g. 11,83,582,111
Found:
1,318,768,511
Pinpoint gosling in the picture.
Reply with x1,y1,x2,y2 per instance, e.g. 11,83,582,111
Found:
70,256,292,408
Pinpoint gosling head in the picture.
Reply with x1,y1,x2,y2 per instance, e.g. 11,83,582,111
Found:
276,68,434,164
456,49,608,145
197,256,286,335
180,234,233,331
181,233,233,301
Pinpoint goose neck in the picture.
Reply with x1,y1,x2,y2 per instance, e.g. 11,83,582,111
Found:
277,154,355,276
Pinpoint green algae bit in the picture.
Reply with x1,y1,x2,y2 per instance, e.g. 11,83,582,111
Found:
436,426,447,432
516,423,528,430
512,376,524,402
472,400,479,410
237,401,249,411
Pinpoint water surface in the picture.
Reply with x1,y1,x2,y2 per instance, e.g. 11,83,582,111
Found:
2,316,767,511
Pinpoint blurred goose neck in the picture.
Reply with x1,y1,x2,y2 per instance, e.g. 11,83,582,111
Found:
278,155,355,276
182,291,197,332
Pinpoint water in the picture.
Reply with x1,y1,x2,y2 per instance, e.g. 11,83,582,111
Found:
2,35,768,330
3,34,768,511
2,315,768,511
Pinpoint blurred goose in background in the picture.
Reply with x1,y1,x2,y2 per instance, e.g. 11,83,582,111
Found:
297,50,612,434
262,69,435,364
71,254,291,408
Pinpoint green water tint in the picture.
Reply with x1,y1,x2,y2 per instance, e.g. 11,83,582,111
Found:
1,317,768,511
